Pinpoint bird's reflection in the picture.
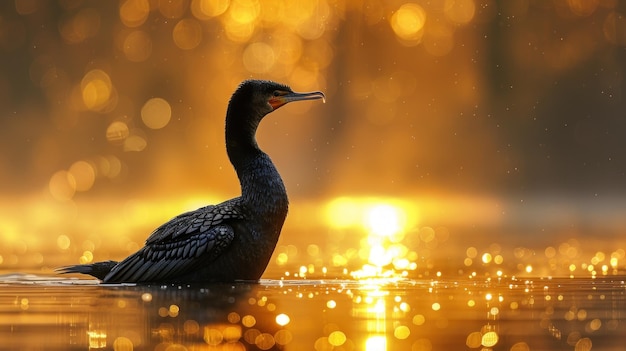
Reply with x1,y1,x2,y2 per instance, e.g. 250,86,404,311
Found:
80,282,283,350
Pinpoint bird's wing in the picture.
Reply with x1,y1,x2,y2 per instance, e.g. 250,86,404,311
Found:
103,202,244,283
145,202,242,245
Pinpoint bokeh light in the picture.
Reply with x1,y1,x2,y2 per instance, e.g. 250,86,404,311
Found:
59,8,101,44
275,313,290,326
243,42,276,73
390,3,426,45
328,331,346,346
173,18,203,50
191,0,230,19
106,121,131,143
119,0,150,27
141,98,172,130
444,0,475,25
158,0,188,19
121,30,153,62
68,161,96,192
49,171,76,201
81,69,116,112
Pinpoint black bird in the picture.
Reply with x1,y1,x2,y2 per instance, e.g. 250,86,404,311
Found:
58,80,325,283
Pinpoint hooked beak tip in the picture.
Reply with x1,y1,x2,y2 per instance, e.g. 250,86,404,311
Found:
270,90,326,110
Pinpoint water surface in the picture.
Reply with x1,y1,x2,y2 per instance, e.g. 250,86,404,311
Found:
2,274,624,350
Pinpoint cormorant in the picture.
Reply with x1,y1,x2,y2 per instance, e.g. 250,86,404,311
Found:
57,80,325,283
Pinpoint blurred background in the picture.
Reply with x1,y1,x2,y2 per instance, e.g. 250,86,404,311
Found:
1,0,625,277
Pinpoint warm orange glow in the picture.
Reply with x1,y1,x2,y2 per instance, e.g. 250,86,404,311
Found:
444,0,476,25
113,337,134,350
243,42,276,73
191,0,230,19
204,328,223,345
124,135,147,152
141,98,172,129
293,1,330,40
423,22,454,57
412,314,425,326
482,253,492,264
394,325,410,339
271,33,303,66
325,197,419,278
323,196,523,278
482,331,499,347
373,205,407,239
365,335,386,351
87,331,107,349
275,313,290,326
59,8,101,44
81,69,115,112
121,30,153,62
325,197,417,234
106,121,130,143
241,315,256,327
525,265,533,273
228,0,260,25
79,250,93,264
119,0,150,27
15,0,39,15
173,18,203,50
158,0,188,19
466,331,482,348
98,155,123,179
224,326,242,342
603,12,626,46
328,331,346,346
223,19,256,42
512,342,531,351
274,330,292,346
567,0,599,17
254,332,275,349
68,161,96,192
56,235,71,250
49,171,76,201
390,3,426,45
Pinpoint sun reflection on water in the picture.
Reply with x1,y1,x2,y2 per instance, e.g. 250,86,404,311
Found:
324,197,422,280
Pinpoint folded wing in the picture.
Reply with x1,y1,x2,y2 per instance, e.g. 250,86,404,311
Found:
103,202,242,283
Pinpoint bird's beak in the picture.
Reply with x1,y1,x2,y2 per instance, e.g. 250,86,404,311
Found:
269,91,326,110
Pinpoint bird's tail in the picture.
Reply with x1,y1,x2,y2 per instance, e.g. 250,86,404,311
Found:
56,260,118,280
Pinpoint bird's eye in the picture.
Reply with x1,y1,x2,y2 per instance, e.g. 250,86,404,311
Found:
272,91,281,97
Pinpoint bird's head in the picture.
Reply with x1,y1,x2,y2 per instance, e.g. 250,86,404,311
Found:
232,80,326,120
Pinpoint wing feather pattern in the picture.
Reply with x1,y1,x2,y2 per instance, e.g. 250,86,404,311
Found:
102,201,241,283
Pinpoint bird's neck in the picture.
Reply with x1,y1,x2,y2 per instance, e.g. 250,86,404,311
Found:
225,109,289,215
236,152,288,213
225,112,259,169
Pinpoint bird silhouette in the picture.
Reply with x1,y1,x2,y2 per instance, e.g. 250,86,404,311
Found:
58,80,325,283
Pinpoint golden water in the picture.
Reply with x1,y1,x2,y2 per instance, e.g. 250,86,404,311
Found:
1,274,624,351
